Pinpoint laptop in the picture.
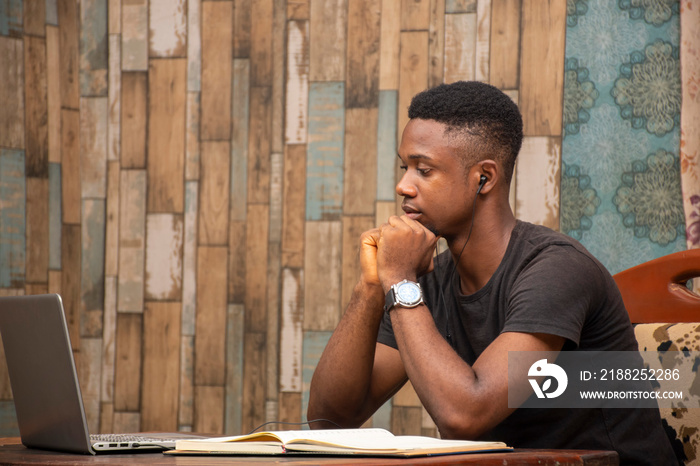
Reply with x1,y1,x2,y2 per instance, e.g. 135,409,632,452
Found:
0,294,203,454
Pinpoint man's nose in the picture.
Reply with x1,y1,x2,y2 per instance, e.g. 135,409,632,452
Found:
396,173,416,198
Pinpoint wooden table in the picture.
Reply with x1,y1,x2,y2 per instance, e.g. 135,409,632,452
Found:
0,437,618,465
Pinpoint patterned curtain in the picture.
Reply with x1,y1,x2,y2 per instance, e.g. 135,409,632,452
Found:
561,0,684,275
680,1,700,250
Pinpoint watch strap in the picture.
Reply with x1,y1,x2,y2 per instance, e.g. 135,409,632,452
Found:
383,288,397,313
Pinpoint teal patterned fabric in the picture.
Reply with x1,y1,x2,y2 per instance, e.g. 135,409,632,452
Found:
561,0,684,275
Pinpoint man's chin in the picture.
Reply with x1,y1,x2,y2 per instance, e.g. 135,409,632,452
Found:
423,223,440,236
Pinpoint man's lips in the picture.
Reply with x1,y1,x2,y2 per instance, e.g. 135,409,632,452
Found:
402,204,422,219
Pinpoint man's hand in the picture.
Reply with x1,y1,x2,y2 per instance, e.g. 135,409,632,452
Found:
376,215,439,290
359,228,382,288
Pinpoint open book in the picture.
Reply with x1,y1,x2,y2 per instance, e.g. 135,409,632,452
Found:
169,428,511,457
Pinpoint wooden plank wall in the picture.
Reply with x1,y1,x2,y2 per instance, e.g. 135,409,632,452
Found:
0,0,565,436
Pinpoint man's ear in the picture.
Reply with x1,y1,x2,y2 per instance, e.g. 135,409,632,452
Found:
475,160,499,194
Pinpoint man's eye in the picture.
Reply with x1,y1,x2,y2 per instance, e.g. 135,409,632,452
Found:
399,165,408,171
417,168,431,175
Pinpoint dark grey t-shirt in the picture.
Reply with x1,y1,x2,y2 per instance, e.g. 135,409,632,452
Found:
377,221,677,465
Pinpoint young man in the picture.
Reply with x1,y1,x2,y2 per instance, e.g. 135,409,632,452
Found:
307,81,677,465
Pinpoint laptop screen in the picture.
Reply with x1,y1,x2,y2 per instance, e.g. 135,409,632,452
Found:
0,294,94,454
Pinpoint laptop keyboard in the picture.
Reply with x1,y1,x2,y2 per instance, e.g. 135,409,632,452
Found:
90,434,169,443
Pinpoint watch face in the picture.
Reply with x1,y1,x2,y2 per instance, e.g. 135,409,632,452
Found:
396,281,421,305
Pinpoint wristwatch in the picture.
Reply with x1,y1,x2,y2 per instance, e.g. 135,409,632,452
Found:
384,279,423,313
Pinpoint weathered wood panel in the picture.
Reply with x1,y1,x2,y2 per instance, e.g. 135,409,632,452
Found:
233,0,251,58
108,0,120,34
61,108,81,224
288,0,308,20
24,35,48,178
107,34,120,161
117,169,146,313
490,0,521,90
186,0,201,91
149,0,186,58
398,31,429,140
280,267,303,392
309,0,346,81
198,141,230,246
343,108,378,215
141,301,181,431
102,276,117,402
185,92,200,181
25,178,48,285
301,331,332,422
121,0,147,71
104,161,119,276
145,213,184,301
475,0,491,82
444,13,476,83
48,163,62,270
231,59,250,220
200,0,232,141
194,385,224,435
379,0,400,90
279,391,302,424
80,0,108,96
519,0,566,136
80,199,105,337
281,144,306,268
228,221,247,304
428,0,445,88
58,0,80,109
250,0,273,87
376,91,398,201
0,0,23,37
247,86,272,205
224,304,244,435
346,0,380,108
303,221,341,331
285,20,309,145
78,337,102,434
61,224,81,349
241,331,265,433
515,136,561,230
401,0,430,30
181,182,198,335
47,26,61,162
270,0,286,155
80,97,108,198
120,72,147,169
306,82,344,221
114,312,142,412
244,204,269,333
0,37,24,149
392,405,422,436
0,150,26,288
178,335,194,430
147,58,186,213
194,246,227,386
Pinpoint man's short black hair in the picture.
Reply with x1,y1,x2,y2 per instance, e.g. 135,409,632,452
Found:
408,81,523,183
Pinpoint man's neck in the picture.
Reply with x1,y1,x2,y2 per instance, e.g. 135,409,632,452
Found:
450,208,516,295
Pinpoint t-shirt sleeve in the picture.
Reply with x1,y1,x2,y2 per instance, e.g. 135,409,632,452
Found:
502,245,606,347
376,306,398,349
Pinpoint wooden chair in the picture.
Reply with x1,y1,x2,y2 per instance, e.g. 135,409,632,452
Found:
613,248,700,465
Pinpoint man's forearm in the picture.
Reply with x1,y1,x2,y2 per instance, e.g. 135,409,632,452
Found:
307,280,385,427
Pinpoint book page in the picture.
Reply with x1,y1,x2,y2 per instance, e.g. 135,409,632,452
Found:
271,428,395,446
292,434,501,452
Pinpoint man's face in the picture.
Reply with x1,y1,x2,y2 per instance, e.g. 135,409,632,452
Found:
396,119,476,239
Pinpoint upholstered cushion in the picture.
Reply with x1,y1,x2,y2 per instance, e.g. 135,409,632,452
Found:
634,323,700,465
